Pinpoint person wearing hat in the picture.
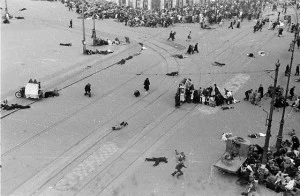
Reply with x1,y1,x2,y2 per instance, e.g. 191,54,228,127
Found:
84,83,91,97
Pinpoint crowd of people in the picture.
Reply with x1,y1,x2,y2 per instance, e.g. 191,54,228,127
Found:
237,133,300,195
244,82,300,112
62,0,273,28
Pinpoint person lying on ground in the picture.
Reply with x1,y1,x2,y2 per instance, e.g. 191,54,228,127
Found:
1,103,30,110
15,16,25,19
166,71,179,76
96,49,114,55
85,49,113,55
172,54,188,59
60,43,72,46
44,90,59,98
145,157,168,166
212,62,226,66
112,121,128,130
221,106,234,110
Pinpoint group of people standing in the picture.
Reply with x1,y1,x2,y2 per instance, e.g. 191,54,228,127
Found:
175,80,239,108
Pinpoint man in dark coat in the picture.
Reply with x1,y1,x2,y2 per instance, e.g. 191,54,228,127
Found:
214,84,221,96
244,89,252,101
167,31,173,40
84,83,91,97
144,78,150,91
175,93,180,107
290,86,295,100
258,84,264,98
295,64,299,76
69,19,72,28
171,31,176,41
187,45,193,54
285,64,290,76
291,135,300,150
193,43,199,53
228,20,234,29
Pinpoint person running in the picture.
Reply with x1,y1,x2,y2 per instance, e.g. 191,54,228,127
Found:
171,31,176,41
228,20,234,29
167,31,173,41
171,162,187,178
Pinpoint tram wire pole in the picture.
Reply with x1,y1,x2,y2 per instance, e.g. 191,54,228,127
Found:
5,0,8,15
259,60,280,183
275,5,299,150
92,14,97,46
82,1,87,54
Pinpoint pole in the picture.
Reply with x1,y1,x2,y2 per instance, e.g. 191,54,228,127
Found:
259,60,280,181
92,15,97,46
276,16,299,150
82,2,87,54
5,0,8,15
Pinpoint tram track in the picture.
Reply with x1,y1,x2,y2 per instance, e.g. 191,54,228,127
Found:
72,25,279,196
6,17,185,196
31,30,264,196
5,17,278,196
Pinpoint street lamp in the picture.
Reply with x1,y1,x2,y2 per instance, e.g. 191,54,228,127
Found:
5,0,8,15
275,5,299,150
82,2,87,54
259,60,280,182
92,14,97,46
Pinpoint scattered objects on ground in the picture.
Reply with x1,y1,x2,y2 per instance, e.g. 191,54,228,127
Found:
248,133,266,138
112,121,128,130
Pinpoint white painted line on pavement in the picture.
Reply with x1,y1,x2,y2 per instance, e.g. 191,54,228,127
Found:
43,142,119,192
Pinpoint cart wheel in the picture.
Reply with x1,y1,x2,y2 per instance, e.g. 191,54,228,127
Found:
15,91,22,98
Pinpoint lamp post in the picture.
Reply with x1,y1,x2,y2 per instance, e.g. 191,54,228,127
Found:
92,14,97,46
82,2,87,54
275,6,299,150
5,0,8,15
259,60,280,182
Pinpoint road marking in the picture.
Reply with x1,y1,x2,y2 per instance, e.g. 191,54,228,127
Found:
52,142,119,191
198,74,250,114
